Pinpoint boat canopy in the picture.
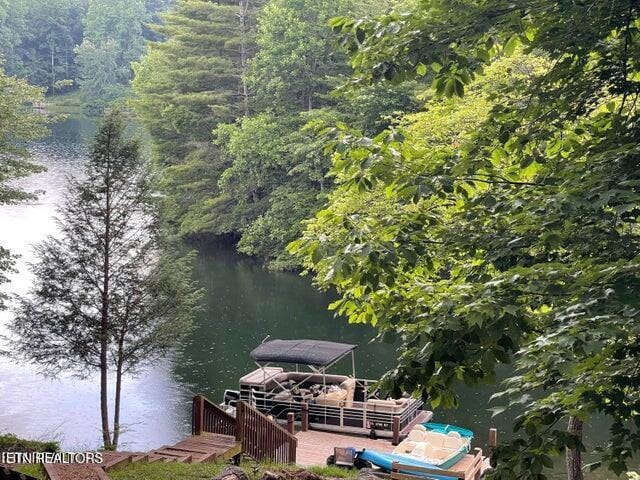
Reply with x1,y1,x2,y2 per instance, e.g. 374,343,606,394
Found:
250,339,356,368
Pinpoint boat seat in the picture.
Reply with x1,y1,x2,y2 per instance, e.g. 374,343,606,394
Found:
392,429,424,454
240,367,283,386
341,378,356,407
392,440,417,455
407,441,454,463
315,377,357,407
407,429,426,441
272,390,293,401
442,434,465,450
424,431,446,447
365,398,404,413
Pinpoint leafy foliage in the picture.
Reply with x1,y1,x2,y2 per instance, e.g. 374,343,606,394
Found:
0,433,58,453
292,1,640,478
208,0,417,269
75,0,148,112
0,0,86,93
0,65,50,310
132,0,263,237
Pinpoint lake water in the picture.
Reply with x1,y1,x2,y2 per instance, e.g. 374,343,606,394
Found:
0,117,623,477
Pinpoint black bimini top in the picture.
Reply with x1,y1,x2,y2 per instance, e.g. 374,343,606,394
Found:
250,339,357,367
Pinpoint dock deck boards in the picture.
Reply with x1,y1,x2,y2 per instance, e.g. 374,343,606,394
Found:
295,430,395,466
294,428,491,479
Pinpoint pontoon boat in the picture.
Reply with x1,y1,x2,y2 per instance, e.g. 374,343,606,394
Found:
222,339,427,439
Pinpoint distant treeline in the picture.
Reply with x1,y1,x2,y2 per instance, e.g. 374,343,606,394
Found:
0,0,173,111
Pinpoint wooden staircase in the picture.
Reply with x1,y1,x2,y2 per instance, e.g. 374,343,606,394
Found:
5,397,290,480
22,434,242,480
100,434,242,470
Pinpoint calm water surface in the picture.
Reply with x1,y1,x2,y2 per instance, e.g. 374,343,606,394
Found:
0,117,623,477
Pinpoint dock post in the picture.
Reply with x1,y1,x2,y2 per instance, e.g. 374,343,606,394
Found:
287,412,295,435
301,401,309,432
489,428,498,448
193,395,204,435
392,416,400,445
235,401,244,444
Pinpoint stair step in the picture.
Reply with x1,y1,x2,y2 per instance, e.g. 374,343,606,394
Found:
100,452,133,471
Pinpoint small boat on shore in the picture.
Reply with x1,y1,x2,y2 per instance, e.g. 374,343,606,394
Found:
221,338,428,439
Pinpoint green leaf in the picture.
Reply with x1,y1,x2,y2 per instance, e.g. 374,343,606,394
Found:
504,35,520,56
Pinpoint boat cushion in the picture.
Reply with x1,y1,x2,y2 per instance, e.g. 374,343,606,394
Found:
407,429,425,442
340,378,356,407
443,435,464,450
365,399,403,413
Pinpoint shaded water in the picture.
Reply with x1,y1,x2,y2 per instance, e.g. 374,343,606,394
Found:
0,117,626,478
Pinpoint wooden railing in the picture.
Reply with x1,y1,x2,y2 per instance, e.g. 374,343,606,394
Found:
236,401,297,464
192,397,297,464
192,395,237,437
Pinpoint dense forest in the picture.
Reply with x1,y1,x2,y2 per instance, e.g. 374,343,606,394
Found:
3,0,640,479
133,0,415,268
0,0,172,111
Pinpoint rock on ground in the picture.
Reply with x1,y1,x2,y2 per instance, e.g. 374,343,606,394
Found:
211,465,251,480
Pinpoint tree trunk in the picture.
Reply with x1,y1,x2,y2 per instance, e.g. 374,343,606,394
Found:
100,128,114,450
112,348,124,449
239,0,250,116
50,44,55,97
566,415,583,480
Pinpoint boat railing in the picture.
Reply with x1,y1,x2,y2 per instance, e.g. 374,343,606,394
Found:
243,388,424,442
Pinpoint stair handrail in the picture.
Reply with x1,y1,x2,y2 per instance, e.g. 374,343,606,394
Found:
236,400,297,464
192,394,237,436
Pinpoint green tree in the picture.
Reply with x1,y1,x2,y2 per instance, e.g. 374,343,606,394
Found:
0,0,86,92
132,0,263,235
75,39,127,112
292,2,640,479
75,0,148,111
0,66,49,310
247,0,352,112
211,0,415,268
11,110,200,449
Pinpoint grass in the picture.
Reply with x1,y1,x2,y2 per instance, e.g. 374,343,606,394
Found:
0,433,59,454
12,457,361,480
14,464,45,479
307,464,359,478
107,461,360,480
108,461,228,480
45,89,85,115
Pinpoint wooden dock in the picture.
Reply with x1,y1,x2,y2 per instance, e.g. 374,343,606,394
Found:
295,430,394,466
294,426,492,479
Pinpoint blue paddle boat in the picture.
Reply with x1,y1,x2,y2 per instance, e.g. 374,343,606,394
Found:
355,422,474,477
